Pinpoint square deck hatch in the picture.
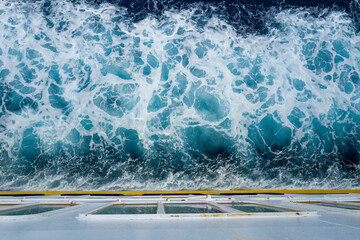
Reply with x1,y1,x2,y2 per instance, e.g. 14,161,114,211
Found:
304,202,360,211
0,204,71,216
94,204,157,215
164,204,223,214
224,204,285,213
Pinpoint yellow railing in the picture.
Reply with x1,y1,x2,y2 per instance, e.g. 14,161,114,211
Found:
0,189,359,196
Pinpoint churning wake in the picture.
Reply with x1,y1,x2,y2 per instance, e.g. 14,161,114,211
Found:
0,0,359,190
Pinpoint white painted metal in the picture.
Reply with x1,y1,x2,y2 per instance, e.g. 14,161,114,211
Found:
0,194,359,240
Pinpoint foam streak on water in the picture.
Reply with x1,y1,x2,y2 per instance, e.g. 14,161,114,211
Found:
0,1,359,190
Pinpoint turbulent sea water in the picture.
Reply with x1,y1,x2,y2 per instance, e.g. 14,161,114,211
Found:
0,0,360,190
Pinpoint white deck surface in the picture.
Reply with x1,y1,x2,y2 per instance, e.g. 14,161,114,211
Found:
0,194,359,240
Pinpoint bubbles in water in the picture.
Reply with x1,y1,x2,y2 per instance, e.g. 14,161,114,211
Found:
0,1,359,190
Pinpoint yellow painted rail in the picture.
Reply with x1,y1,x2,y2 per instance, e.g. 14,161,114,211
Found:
0,189,359,196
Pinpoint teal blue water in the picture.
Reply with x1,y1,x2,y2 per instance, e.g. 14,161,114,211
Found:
0,1,359,190
0,205,69,216
164,204,223,214
309,202,360,210
227,204,284,213
94,205,158,214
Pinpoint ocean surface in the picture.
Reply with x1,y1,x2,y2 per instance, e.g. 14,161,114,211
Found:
0,0,359,190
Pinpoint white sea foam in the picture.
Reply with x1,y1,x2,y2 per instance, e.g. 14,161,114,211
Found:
0,1,359,190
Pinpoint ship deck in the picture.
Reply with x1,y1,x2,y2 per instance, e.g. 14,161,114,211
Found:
0,190,359,240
